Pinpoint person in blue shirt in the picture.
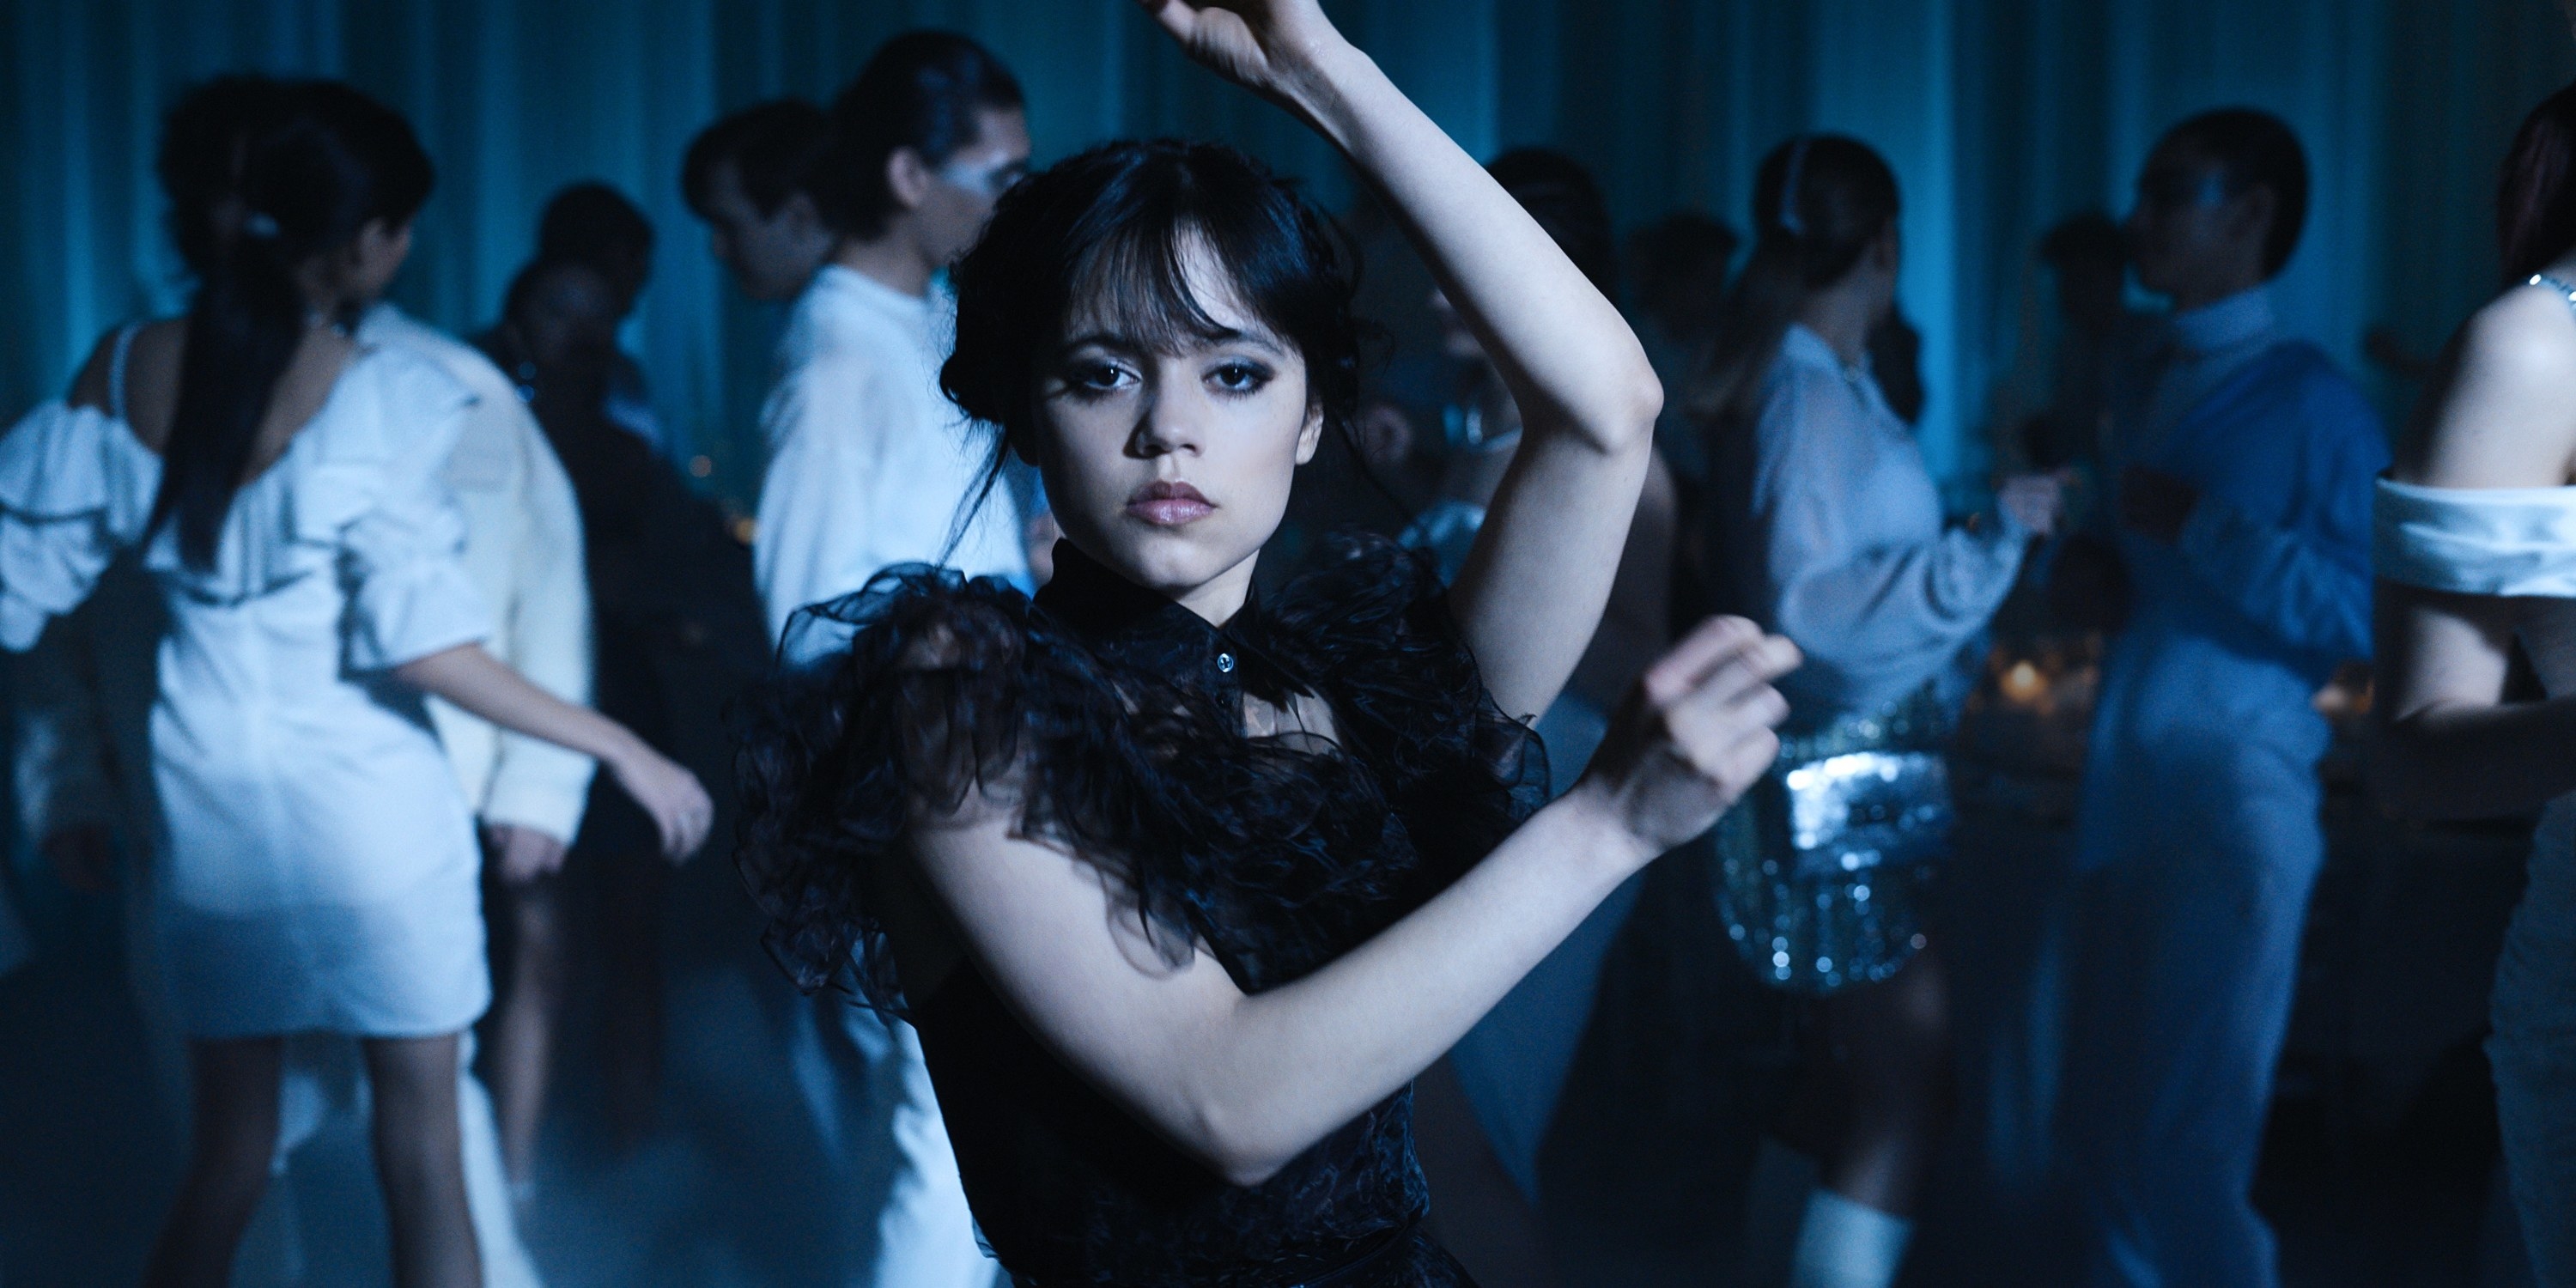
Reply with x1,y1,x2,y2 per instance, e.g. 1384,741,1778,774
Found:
2050,108,2385,1287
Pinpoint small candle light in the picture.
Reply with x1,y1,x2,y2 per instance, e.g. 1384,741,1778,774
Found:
2000,659,2046,707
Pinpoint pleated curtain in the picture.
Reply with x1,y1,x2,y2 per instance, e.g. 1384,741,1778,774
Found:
3,0,2571,502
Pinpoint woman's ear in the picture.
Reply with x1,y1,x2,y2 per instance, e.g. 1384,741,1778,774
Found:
1294,401,1326,465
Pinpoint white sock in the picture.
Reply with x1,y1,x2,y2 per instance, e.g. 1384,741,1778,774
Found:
1787,1188,1914,1288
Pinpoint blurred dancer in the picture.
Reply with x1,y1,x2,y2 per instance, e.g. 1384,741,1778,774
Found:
2050,110,2383,1288
477,251,769,1157
1400,146,1674,1288
10,75,583,1285
681,100,835,307
1692,134,2062,1288
0,83,708,1288
747,31,1030,1286
531,183,663,450
2372,80,2576,1287
1625,211,1740,484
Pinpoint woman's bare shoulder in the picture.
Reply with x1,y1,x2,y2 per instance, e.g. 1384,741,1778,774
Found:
2399,284,2576,488
64,319,187,449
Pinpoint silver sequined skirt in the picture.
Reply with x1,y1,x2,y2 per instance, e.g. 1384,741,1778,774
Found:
1713,685,1953,995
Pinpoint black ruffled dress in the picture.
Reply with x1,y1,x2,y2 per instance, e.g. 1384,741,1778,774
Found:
738,533,1546,1286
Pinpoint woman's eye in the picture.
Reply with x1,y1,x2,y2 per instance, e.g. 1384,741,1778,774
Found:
1066,361,1133,394
1209,361,1272,394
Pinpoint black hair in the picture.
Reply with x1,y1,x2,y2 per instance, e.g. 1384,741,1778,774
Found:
538,180,653,270
2157,107,2310,278
1688,134,1900,422
151,82,433,570
2500,81,2576,284
1485,148,1618,298
155,74,292,276
683,100,832,220
2038,210,2125,271
945,137,1361,483
817,31,1024,240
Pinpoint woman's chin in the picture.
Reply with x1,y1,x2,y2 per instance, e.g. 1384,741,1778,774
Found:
1086,525,1258,597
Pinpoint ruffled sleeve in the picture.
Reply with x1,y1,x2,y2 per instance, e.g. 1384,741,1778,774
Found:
0,401,161,651
319,349,493,671
736,532,1547,1011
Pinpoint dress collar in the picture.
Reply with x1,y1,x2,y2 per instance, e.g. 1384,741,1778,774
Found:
1035,541,1281,696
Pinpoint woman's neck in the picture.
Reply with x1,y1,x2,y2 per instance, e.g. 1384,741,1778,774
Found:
1792,285,1880,369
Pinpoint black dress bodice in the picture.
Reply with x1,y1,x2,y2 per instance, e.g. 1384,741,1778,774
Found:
738,534,1546,1286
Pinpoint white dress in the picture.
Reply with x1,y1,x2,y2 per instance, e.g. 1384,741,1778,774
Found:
2377,477,2576,1285
0,334,493,1039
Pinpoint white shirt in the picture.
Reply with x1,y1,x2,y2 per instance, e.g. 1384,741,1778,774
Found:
1727,325,2027,717
359,306,598,843
754,265,1027,641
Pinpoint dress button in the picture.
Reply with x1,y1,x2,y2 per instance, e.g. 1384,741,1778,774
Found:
1216,651,1236,674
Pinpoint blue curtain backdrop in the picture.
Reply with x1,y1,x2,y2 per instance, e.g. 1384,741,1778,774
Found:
3,0,2572,505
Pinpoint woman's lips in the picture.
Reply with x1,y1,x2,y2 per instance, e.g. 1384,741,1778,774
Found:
1127,480,1214,527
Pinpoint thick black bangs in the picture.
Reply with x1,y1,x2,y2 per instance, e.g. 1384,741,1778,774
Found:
944,137,1364,451
1061,215,1265,356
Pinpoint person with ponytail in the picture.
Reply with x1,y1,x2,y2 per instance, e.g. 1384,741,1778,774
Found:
2049,108,2385,1288
2372,79,2576,1286
1686,134,2063,1288
0,84,712,1288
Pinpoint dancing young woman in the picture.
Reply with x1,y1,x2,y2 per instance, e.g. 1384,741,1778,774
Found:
0,89,711,1288
1688,135,2062,1288
2373,80,2576,1287
737,1,1797,1282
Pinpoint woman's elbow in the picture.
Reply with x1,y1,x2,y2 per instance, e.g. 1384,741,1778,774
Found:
1176,1099,1299,1188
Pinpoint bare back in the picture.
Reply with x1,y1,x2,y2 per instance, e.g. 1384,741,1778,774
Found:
66,316,357,476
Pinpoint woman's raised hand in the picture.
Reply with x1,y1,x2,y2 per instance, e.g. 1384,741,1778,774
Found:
609,744,714,862
1573,617,1800,860
1133,0,1349,110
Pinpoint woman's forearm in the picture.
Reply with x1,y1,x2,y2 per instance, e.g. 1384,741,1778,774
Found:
1288,43,1659,453
1174,788,1648,1182
396,644,644,769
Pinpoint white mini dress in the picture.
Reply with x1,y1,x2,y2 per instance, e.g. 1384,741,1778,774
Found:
0,334,494,1038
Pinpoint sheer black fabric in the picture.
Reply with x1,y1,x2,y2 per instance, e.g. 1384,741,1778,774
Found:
737,532,1546,1285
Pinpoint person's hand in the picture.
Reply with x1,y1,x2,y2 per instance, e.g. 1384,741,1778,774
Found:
483,823,570,886
39,823,115,895
1572,616,1800,862
2120,465,2200,544
608,744,714,862
1996,471,2068,539
1133,0,1351,112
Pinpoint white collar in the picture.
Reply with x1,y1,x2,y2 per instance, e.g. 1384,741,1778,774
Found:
2168,285,2275,355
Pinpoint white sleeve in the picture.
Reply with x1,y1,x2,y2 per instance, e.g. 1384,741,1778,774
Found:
336,392,493,671
477,424,598,843
753,361,897,642
1755,372,2026,712
0,402,158,652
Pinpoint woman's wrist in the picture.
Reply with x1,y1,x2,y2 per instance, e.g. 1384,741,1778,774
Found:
1281,34,1385,149
1543,780,1663,881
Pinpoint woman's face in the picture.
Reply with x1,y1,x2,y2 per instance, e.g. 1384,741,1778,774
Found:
1030,240,1321,610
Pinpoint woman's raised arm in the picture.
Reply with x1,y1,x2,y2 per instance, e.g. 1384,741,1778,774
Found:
1140,0,1662,721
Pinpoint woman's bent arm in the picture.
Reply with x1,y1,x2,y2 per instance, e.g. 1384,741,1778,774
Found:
395,643,712,858
913,617,1794,1187
1141,0,1661,721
